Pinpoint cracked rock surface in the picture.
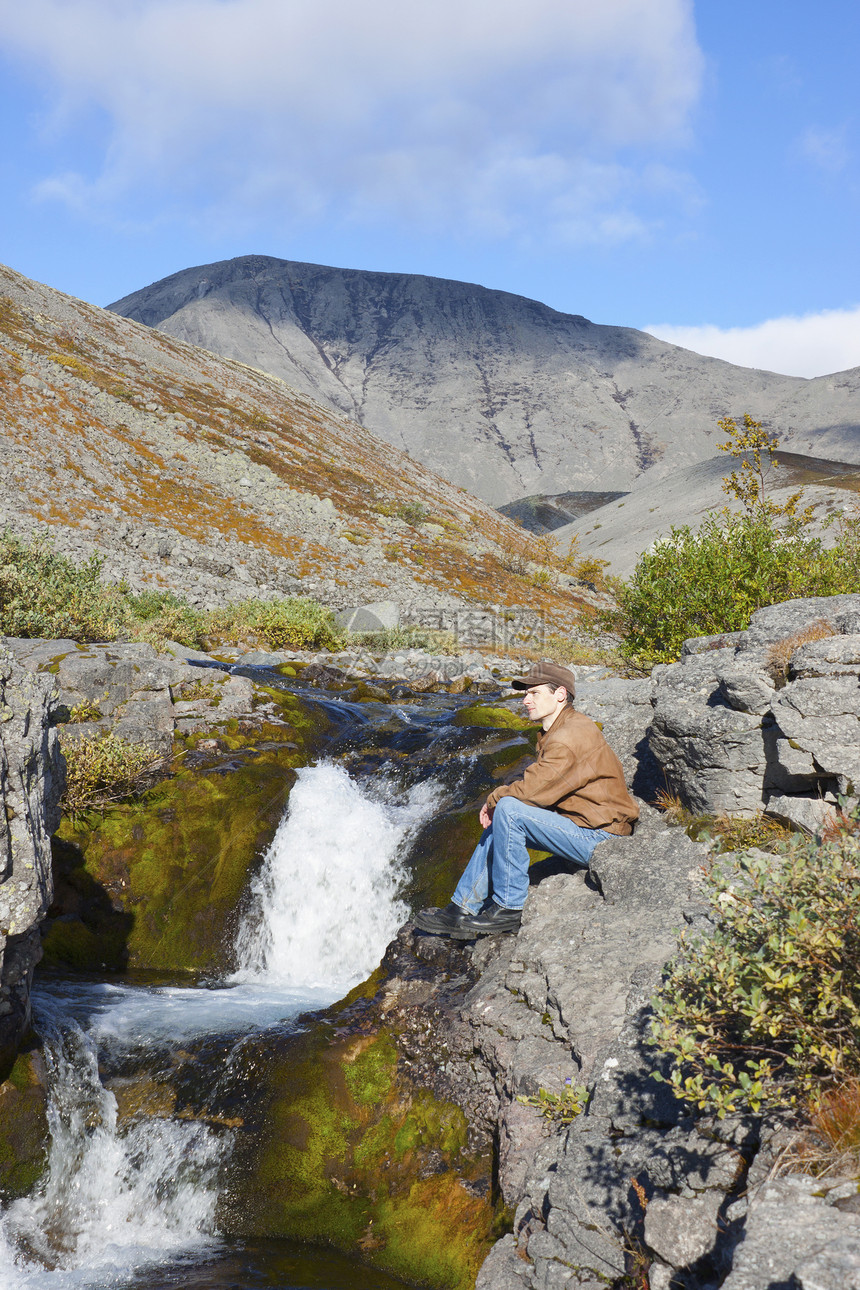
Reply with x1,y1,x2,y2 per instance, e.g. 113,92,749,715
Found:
650,593,860,828
0,646,63,1073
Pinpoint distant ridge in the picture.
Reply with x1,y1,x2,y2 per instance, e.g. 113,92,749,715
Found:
110,256,860,505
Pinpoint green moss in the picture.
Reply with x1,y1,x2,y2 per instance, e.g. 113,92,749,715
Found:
343,1032,397,1107
392,1089,467,1159
41,918,118,971
0,1052,49,1200
452,703,530,730
401,808,484,911
237,1023,497,1289
370,1176,497,1289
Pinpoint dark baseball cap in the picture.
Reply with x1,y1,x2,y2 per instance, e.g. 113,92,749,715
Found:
511,661,576,698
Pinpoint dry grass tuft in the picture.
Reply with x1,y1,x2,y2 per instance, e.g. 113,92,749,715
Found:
766,618,835,686
820,805,860,845
653,790,793,852
812,1081,860,1155
785,1081,860,1179
62,732,166,814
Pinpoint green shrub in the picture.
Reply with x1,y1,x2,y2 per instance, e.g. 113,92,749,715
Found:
127,589,207,649
349,626,459,654
651,816,860,1116
210,596,344,651
0,533,128,642
0,535,342,654
516,1080,588,1124
62,732,164,814
67,700,103,723
396,500,429,526
615,509,860,666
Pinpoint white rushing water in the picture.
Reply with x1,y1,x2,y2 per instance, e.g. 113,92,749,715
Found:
0,760,441,1286
0,995,228,1289
233,760,441,991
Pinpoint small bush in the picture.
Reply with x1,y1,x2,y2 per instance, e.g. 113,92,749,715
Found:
496,526,533,576
210,597,344,651
349,626,459,655
127,590,207,649
396,501,429,526
62,732,164,814
539,635,625,670
651,816,860,1116
67,700,102,724
0,533,128,642
517,1080,588,1124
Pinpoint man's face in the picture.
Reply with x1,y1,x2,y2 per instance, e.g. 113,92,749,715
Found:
522,683,564,723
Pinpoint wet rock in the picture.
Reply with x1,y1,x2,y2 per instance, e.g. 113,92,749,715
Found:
0,1049,49,1199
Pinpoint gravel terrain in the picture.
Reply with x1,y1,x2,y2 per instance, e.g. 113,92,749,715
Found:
0,262,598,638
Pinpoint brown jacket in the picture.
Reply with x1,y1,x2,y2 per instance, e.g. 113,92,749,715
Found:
485,705,639,835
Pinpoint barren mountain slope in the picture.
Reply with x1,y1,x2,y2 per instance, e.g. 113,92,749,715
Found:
109,255,860,505
0,262,589,632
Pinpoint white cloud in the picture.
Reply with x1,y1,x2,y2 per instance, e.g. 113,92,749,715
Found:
798,127,851,174
0,0,703,243
644,307,860,378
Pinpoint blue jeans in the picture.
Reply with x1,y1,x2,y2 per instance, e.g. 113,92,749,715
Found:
452,796,612,913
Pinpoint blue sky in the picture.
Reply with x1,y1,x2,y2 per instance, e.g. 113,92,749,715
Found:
0,0,857,376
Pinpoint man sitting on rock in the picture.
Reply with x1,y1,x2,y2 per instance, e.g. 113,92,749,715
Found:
414,662,639,939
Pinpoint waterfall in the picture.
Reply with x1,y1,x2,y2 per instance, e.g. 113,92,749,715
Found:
0,995,228,1287
0,759,442,1284
233,761,441,991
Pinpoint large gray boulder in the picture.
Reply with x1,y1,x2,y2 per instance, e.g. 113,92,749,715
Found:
649,594,860,824
0,647,64,1074
721,1176,860,1290
460,812,746,1288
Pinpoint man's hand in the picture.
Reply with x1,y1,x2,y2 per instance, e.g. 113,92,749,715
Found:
479,802,493,829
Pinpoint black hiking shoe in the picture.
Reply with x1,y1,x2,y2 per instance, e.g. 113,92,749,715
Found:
413,901,522,939
413,902,472,936
449,903,522,939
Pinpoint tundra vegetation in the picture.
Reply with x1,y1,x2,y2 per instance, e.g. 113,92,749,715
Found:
651,806,860,1137
0,530,458,656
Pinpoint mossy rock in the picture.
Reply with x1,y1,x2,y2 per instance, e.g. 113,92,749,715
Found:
46,700,327,974
402,808,485,910
452,703,530,730
229,1027,499,1289
0,1049,49,1201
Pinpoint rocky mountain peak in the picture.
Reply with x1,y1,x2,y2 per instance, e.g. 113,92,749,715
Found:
110,255,860,505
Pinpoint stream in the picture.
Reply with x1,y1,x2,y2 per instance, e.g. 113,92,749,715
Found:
0,671,524,1289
